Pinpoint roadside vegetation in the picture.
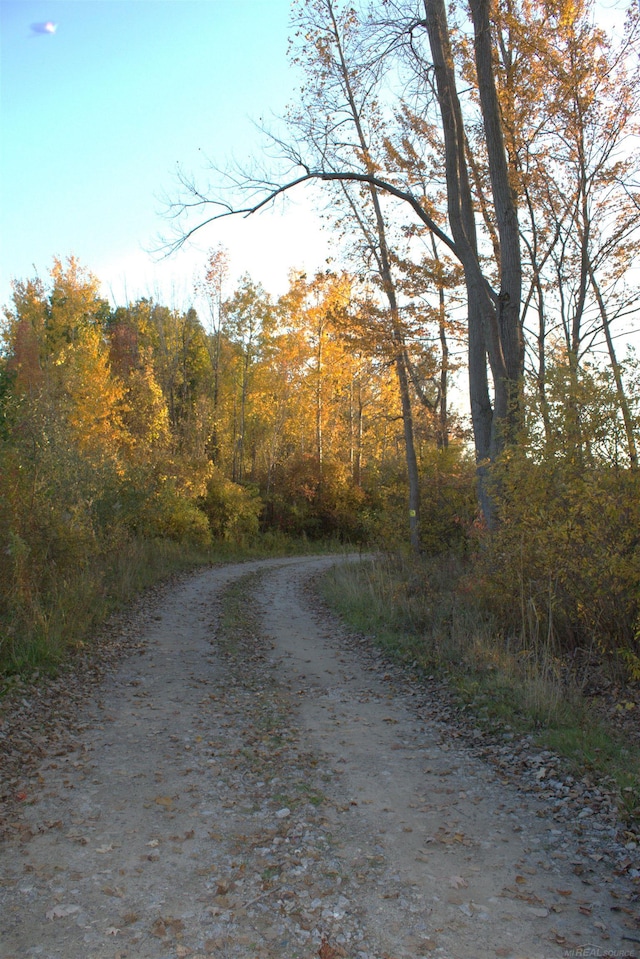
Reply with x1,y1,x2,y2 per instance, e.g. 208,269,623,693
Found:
320,552,640,829
2,0,640,830
0,533,325,681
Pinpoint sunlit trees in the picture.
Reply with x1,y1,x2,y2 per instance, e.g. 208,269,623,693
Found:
221,274,276,483
167,0,639,534
167,0,527,525
0,259,128,650
196,245,230,464
483,0,640,468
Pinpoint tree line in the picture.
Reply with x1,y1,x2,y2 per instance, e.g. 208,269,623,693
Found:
172,1,639,523
0,255,475,671
2,0,640,675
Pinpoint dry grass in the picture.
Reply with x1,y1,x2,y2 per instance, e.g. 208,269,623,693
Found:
320,551,640,825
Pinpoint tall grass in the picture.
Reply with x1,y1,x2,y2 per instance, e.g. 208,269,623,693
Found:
0,538,208,677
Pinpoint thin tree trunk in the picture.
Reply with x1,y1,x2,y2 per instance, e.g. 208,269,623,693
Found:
327,0,422,550
589,268,638,469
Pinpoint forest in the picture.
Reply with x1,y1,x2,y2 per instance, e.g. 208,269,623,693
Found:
1,0,640,808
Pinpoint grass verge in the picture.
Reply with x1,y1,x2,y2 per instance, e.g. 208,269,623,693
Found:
0,532,334,681
319,551,640,829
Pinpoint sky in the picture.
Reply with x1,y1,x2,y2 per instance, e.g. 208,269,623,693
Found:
0,0,634,323
0,0,333,313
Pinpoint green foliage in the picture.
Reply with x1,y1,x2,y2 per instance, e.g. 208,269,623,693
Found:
476,361,640,659
200,469,262,542
418,444,478,556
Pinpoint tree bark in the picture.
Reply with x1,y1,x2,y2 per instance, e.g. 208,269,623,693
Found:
423,0,523,525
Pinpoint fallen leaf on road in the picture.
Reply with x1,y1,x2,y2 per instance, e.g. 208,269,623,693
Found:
46,904,80,920
448,875,468,889
318,938,347,959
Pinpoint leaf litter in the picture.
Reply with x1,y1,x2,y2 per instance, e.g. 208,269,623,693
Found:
0,556,638,959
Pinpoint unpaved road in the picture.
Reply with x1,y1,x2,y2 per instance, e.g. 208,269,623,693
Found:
1,555,639,959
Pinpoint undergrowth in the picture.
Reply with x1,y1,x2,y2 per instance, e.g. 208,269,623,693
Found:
319,551,640,828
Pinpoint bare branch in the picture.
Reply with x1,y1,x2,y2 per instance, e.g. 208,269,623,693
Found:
162,162,462,267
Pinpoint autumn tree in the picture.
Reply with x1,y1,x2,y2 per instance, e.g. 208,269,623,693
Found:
166,0,527,528
0,259,127,615
196,245,230,463
221,275,276,483
485,0,640,467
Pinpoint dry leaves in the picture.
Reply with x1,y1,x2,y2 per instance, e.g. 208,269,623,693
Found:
46,903,80,920
318,938,348,959
448,875,469,889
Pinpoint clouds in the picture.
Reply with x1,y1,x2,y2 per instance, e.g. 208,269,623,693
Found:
30,21,57,36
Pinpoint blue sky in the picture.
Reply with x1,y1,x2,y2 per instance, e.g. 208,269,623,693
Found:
0,0,331,310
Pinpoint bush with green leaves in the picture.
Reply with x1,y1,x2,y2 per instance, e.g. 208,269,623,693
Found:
477,360,640,661
200,469,262,543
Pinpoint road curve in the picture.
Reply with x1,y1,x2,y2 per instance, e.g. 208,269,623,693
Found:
0,555,636,958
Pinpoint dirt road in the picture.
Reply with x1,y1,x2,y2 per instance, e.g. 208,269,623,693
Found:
1,555,638,958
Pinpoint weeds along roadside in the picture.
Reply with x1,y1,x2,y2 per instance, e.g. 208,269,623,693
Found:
318,551,640,831
0,532,336,683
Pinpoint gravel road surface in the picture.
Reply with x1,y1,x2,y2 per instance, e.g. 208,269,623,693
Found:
1,555,639,959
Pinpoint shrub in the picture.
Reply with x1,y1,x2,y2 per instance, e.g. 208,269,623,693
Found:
478,447,640,657
137,483,211,546
199,469,262,542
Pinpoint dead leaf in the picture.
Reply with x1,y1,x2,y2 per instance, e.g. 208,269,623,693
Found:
46,903,80,920
318,939,347,959
155,796,174,810
95,843,114,854
448,875,468,889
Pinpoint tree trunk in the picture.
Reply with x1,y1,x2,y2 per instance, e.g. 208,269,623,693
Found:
590,267,638,469
423,0,523,525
